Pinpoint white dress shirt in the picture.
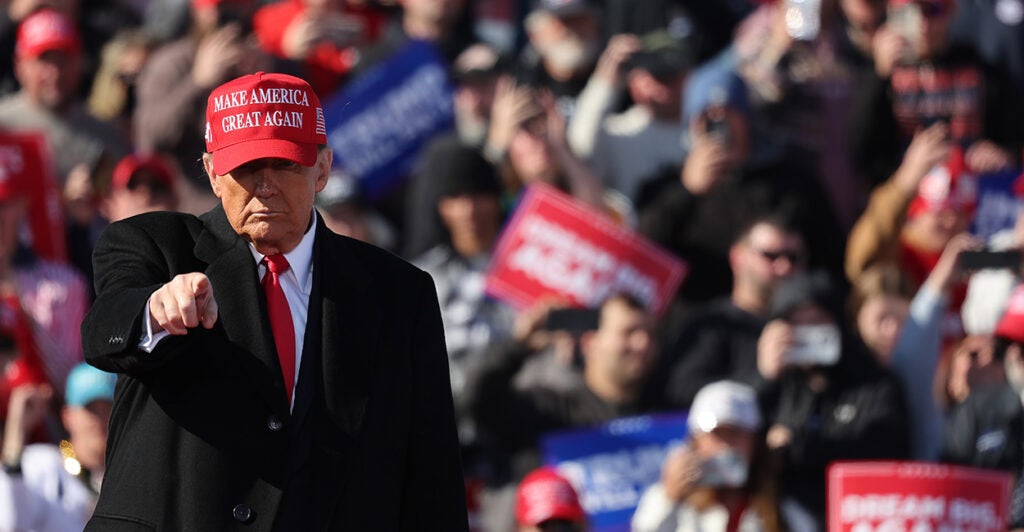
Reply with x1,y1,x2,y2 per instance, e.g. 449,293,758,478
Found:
140,211,319,409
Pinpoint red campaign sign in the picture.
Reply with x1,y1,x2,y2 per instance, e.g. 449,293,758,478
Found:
485,184,686,316
0,132,67,262
828,461,1013,532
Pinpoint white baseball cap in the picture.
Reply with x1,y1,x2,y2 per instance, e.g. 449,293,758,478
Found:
687,381,762,434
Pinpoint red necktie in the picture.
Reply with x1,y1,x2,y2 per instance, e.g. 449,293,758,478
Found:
262,254,295,404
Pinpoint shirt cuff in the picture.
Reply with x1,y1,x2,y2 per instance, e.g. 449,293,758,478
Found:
138,297,170,353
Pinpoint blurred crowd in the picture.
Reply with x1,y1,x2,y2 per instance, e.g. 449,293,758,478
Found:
0,0,1022,530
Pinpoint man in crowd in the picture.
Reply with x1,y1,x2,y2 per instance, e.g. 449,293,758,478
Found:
81,72,466,529
646,214,807,409
0,8,126,187
517,0,604,118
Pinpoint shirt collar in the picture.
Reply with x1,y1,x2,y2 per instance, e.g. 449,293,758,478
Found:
249,210,317,290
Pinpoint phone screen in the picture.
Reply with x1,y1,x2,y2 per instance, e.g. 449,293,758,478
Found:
786,324,841,366
546,308,599,334
959,250,1023,271
887,3,921,61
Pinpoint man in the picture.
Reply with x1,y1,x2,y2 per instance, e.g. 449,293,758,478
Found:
81,72,466,530
465,293,659,471
465,293,658,531
851,0,1024,185
647,215,807,409
0,362,117,530
413,142,513,406
0,8,127,187
517,0,604,118
575,31,694,202
639,67,843,304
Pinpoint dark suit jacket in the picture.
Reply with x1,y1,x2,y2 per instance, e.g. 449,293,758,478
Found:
81,206,467,531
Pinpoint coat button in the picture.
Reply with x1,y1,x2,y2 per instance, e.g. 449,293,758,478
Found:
232,503,254,523
267,415,284,432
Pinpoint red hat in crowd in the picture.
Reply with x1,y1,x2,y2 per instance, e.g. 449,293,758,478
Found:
515,467,586,526
15,9,80,59
204,72,327,176
995,284,1024,344
907,146,977,219
112,154,176,191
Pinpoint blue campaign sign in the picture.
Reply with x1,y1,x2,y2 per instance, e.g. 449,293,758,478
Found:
322,39,455,199
541,412,688,532
973,168,1023,241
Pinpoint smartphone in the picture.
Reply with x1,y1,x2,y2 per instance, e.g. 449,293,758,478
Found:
545,308,599,334
887,2,921,61
959,250,1023,271
698,451,749,488
786,324,841,366
785,0,821,41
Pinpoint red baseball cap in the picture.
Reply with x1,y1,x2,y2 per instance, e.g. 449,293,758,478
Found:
16,9,80,59
908,146,977,218
112,154,176,190
204,72,327,175
996,285,1024,344
515,467,586,526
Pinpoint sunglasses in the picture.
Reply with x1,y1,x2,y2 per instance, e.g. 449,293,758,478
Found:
753,248,804,265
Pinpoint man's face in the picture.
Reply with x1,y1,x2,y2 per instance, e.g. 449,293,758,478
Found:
732,223,806,296
583,298,657,390
529,11,601,74
437,192,501,251
204,150,330,254
15,49,81,112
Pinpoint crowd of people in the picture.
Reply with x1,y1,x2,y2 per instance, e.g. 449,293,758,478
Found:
0,0,1022,530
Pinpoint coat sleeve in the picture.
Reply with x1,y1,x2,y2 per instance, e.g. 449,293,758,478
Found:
399,270,469,530
844,179,912,282
80,220,188,376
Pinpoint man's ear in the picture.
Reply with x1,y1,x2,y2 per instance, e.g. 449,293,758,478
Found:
314,148,332,193
202,154,221,198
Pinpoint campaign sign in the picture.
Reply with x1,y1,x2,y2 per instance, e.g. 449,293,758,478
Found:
322,39,454,199
972,168,1023,241
541,412,688,532
485,184,686,316
828,461,1013,532
0,132,66,262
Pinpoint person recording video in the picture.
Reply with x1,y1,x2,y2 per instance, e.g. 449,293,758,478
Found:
754,270,910,529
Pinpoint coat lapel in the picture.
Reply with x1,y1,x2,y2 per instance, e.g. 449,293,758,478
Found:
195,206,290,415
313,215,380,437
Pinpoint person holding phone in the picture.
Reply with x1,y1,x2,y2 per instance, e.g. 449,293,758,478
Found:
632,380,788,532
755,270,910,528
850,0,1024,187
